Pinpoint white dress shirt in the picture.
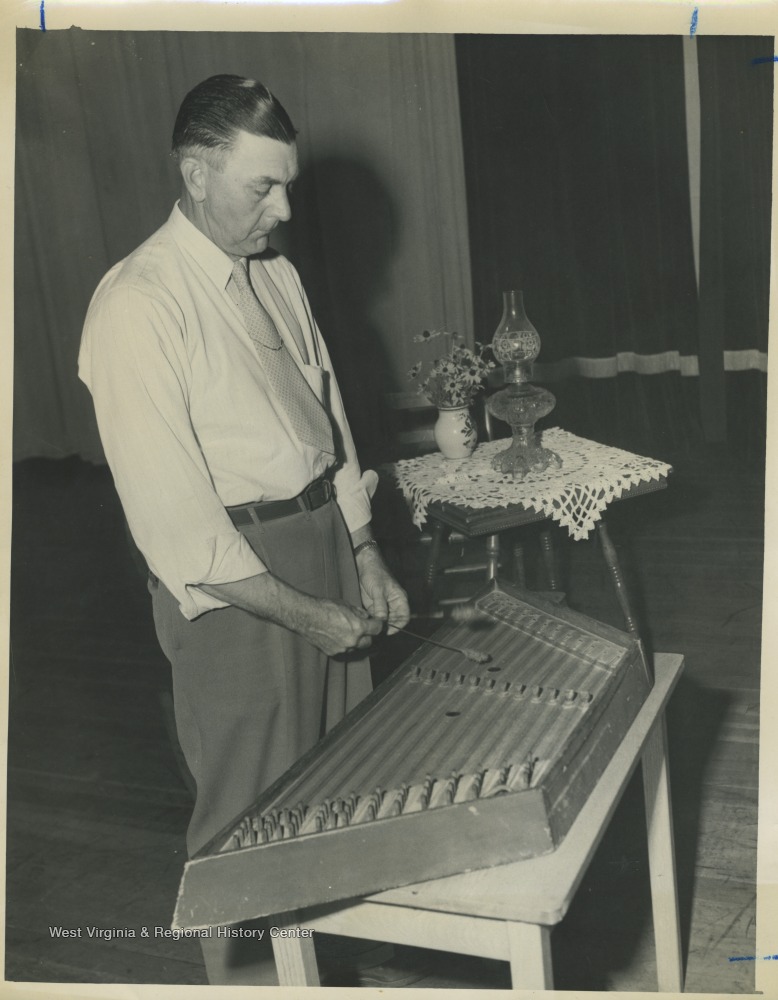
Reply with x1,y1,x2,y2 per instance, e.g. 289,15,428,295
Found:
79,204,375,620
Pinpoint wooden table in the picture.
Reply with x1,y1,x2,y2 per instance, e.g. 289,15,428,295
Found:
426,477,668,635
270,652,684,991
388,430,671,634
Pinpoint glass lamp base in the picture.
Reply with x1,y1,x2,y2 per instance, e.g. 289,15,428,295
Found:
486,384,561,479
490,432,562,478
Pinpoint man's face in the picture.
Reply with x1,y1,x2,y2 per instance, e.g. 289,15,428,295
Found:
196,131,299,258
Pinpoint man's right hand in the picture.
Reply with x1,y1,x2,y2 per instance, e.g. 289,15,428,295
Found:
293,598,385,657
199,572,385,657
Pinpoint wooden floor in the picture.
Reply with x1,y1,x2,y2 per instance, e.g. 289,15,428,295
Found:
6,447,763,991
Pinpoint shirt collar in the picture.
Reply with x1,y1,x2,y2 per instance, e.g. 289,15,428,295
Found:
168,201,236,291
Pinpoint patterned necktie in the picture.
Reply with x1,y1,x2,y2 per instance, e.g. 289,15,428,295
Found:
231,259,334,455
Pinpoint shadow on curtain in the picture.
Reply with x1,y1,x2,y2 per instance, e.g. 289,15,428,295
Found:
285,155,399,466
14,29,472,466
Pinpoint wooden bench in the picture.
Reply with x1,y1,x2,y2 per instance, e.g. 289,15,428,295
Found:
270,652,684,991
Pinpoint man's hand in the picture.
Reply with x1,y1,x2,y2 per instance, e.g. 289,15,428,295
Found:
355,543,410,630
200,572,386,658
292,597,386,657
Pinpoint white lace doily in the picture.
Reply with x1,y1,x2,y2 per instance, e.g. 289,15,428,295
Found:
390,427,672,540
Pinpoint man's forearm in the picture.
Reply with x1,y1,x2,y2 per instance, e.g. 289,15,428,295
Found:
199,570,386,657
200,572,314,632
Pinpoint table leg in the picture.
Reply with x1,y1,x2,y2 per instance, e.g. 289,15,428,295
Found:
425,520,449,614
642,715,684,993
506,921,554,990
485,534,500,580
512,538,526,588
539,528,558,590
596,519,638,636
271,921,321,987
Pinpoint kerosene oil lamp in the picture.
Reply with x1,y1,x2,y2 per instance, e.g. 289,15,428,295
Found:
486,290,561,478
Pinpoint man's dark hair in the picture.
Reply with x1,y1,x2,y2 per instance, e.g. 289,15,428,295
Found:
171,74,297,165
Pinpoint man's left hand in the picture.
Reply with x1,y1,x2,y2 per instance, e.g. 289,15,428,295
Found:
355,544,410,630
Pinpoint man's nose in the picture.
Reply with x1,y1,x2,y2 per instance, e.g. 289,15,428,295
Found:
271,187,292,222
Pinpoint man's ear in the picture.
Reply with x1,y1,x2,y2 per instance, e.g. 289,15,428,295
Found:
179,156,208,203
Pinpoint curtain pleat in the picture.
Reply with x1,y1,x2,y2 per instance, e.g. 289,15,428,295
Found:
455,36,701,453
697,35,772,455
456,35,698,372
455,34,770,456
282,33,473,460
14,29,473,464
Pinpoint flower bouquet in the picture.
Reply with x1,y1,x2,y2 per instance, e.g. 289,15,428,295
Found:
407,330,494,458
407,330,494,408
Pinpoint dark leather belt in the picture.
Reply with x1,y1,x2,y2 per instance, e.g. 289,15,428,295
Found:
227,477,333,527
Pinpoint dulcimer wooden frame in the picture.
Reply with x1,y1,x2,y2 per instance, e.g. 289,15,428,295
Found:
173,581,650,932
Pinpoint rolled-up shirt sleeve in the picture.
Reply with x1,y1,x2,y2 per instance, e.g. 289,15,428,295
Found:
326,337,377,531
336,468,378,535
79,282,268,620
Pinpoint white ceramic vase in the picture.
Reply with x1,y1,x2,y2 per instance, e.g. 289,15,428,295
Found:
434,406,477,459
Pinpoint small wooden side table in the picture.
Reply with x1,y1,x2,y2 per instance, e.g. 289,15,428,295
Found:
425,477,667,636
270,653,684,992
388,430,671,637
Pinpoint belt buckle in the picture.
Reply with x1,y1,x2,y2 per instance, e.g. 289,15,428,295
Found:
299,476,332,513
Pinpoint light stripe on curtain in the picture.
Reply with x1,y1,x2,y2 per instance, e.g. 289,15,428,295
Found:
535,348,767,380
14,29,472,463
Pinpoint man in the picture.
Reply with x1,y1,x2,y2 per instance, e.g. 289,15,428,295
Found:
79,74,410,984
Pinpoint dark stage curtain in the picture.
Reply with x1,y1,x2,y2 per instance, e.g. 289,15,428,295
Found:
14,29,472,466
456,35,703,459
697,36,772,463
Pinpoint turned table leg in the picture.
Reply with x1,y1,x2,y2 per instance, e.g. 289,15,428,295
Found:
539,527,558,590
512,538,527,588
596,519,638,636
425,519,450,615
485,533,501,580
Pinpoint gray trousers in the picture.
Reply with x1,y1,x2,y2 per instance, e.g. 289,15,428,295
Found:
149,498,372,983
